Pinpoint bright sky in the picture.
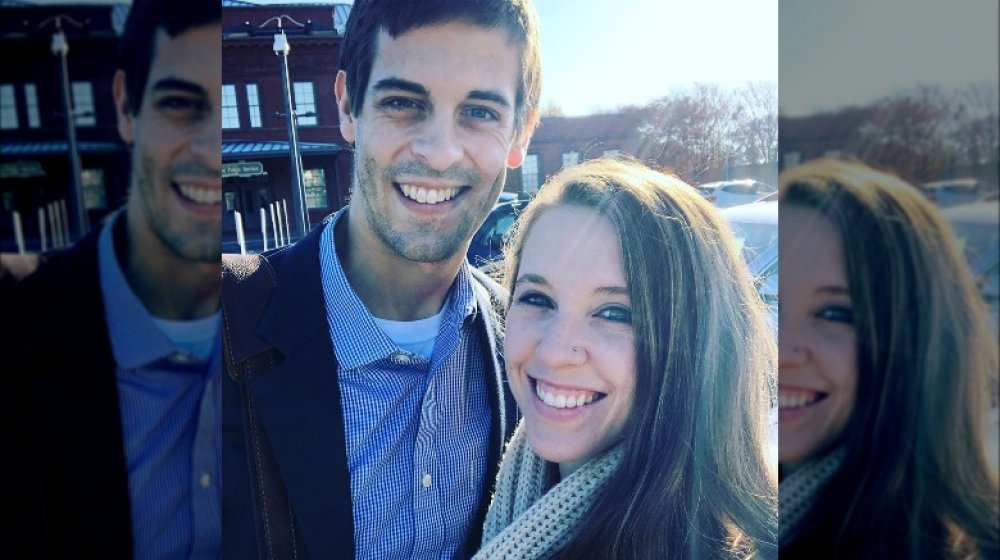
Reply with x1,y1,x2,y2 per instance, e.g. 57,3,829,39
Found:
780,0,999,116
232,0,778,116
535,0,778,115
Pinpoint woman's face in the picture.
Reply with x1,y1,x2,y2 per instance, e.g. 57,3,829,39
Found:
779,205,858,466
505,204,637,477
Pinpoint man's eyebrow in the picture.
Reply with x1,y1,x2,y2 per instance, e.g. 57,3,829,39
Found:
371,77,428,97
150,77,207,97
468,89,511,108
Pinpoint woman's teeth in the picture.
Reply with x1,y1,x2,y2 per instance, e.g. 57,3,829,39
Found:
778,389,824,409
535,381,601,409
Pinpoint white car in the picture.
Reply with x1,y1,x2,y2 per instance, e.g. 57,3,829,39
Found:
922,178,995,208
720,200,778,331
697,179,776,208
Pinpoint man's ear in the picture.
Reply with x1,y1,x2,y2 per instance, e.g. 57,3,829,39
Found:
335,70,356,144
506,108,539,169
112,69,134,146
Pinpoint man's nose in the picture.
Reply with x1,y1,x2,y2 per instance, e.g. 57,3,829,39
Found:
411,113,463,171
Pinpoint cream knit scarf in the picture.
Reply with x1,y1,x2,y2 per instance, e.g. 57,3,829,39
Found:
778,446,845,549
474,421,624,560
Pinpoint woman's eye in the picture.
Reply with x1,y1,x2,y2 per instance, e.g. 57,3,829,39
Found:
596,305,632,325
817,305,853,324
515,291,554,309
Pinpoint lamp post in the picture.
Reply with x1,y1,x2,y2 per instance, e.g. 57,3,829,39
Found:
267,17,309,239
44,15,88,238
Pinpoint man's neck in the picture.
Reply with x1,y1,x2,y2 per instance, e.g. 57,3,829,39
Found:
117,210,221,320
335,209,465,322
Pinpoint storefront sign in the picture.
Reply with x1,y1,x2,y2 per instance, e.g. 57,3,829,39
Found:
0,160,46,179
223,161,265,178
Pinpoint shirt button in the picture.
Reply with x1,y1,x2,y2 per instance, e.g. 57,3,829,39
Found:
394,352,412,364
200,473,212,488
421,473,432,488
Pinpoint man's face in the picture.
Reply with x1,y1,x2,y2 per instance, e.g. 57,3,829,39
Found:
115,24,222,262
336,22,531,263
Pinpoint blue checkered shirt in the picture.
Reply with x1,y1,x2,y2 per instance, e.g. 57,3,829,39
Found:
319,211,491,559
98,211,221,559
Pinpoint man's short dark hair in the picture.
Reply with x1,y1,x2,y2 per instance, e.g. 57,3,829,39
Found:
117,0,221,116
340,0,540,131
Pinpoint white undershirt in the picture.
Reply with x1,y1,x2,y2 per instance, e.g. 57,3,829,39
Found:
151,312,221,361
373,309,445,360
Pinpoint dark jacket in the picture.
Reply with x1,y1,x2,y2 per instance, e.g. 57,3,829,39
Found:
2,226,133,558
221,224,518,560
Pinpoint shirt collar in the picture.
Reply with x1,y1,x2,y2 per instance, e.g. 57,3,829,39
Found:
319,208,478,370
98,210,177,369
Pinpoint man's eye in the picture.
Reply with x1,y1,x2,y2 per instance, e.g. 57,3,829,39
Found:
595,305,632,325
515,291,554,309
159,97,202,112
381,97,422,113
463,105,499,121
817,305,853,324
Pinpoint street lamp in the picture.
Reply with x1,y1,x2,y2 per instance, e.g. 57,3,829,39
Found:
42,15,89,238
264,16,309,239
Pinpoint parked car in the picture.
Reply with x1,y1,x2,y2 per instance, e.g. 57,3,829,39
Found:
497,192,518,204
922,178,997,208
720,200,778,331
697,179,776,208
467,199,530,269
943,199,999,339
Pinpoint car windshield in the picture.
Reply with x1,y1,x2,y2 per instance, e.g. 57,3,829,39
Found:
728,221,778,263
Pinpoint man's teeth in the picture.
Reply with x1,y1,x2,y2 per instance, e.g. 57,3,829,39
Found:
535,382,599,409
177,183,221,205
778,390,822,409
400,184,460,205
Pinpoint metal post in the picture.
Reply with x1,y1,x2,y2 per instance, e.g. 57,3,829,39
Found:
38,206,47,252
269,203,279,248
281,199,291,244
234,210,246,255
260,207,269,252
52,21,88,239
13,211,25,255
274,26,308,239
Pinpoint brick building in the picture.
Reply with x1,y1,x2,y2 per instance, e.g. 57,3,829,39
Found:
221,0,353,247
0,0,132,251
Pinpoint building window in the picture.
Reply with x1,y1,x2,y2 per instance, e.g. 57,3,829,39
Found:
1,84,18,129
521,154,539,194
71,82,96,126
246,83,262,128
562,151,579,168
303,168,328,208
293,82,317,126
24,84,40,128
222,84,240,129
82,168,106,209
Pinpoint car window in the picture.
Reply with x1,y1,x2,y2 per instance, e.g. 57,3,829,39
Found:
481,213,517,247
728,221,778,263
754,182,776,194
721,182,754,195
